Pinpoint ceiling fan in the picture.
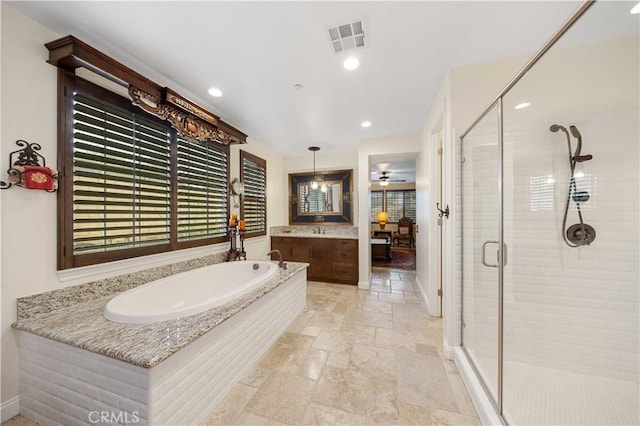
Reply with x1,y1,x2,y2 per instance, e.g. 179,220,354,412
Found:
378,171,406,186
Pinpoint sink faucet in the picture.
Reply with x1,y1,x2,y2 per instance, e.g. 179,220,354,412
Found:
267,250,287,269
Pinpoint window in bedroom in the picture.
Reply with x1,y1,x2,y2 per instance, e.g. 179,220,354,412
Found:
370,189,416,223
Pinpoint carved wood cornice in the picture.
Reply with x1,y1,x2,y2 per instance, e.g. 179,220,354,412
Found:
46,35,247,145
129,86,233,144
164,88,218,126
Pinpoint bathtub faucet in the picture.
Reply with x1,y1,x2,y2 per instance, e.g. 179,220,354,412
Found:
267,250,287,270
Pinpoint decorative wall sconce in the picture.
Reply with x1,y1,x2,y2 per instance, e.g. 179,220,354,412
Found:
0,140,58,192
230,177,244,208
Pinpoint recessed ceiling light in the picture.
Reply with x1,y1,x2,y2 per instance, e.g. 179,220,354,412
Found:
515,102,530,110
361,121,372,128
343,57,359,70
208,87,223,97
631,2,640,14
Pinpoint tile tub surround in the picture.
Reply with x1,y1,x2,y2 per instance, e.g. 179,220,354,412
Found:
18,270,308,426
270,225,358,239
12,259,308,368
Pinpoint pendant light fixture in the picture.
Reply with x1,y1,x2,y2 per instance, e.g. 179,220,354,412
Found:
308,146,320,189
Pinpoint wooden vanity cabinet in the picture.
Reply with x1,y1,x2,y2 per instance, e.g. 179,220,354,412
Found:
331,239,358,283
271,237,358,284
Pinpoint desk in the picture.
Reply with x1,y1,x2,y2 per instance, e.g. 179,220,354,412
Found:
371,238,392,261
373,230,393,240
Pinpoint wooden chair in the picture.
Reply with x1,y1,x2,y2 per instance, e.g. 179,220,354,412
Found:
393,217,414,247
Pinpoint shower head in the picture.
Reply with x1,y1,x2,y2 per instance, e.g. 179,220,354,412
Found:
550,124,566,133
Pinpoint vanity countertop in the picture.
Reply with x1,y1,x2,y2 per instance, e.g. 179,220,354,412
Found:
12,259,308,368
270,225,358,240
270,231,358,240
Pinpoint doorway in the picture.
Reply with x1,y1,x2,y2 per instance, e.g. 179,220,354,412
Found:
369,154,417,273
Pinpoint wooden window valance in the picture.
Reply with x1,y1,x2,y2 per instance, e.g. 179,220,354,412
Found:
45,35,247,145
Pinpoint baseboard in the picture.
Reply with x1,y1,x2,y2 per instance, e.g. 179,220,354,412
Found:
414,275,431,311
453,347,503,426
443,338,455,360
358,280,370,290
1,396,19,423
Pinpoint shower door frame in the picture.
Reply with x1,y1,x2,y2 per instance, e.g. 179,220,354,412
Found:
458,0,595,421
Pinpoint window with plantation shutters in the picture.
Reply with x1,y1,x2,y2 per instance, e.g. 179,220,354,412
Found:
58,75,230,269
72,93,171,254
387,190,416,223
240,150,267,237
370,191,383,222
177,137,228,242
370,189,416,223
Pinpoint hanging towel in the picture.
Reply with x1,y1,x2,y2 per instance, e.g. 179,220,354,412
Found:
11,166,57,190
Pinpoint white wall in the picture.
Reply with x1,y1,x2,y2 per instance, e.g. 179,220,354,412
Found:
450,55,527,133
425,52,526,357
0,5,285,409
1,5,61,408
417,76,448,320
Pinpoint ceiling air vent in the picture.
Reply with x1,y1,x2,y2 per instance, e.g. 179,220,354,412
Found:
327,19,367,54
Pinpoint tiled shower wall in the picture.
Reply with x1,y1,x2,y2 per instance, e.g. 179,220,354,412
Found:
501,109,639,382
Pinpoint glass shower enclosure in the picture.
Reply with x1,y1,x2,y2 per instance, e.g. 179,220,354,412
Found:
460,2,639,424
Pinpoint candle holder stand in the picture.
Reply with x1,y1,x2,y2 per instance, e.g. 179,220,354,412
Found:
226,225,247,261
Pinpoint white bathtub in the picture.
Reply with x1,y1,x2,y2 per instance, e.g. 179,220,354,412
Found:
104,261,279,324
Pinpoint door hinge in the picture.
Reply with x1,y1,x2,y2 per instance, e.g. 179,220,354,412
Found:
437,147,443,156
437,289,442,296
438,218,442,226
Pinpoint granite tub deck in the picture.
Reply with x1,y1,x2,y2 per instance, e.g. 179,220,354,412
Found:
13,256,307,368
13,257,309,425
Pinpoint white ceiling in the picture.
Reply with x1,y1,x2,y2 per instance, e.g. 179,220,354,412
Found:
370,153,418,184
9,1,591,157
11,1,638,187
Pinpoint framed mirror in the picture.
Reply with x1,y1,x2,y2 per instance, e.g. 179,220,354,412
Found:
289,169,353,224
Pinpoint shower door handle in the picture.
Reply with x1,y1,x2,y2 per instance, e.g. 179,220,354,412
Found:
481,241,499,268
481,240,508,268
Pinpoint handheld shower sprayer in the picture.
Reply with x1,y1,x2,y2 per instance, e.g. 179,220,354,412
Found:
569,125,593,162
549,123,596,247
569,125,582,157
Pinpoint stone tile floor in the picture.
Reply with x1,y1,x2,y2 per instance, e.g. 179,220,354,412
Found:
4,267,480,426
206,268,479,425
